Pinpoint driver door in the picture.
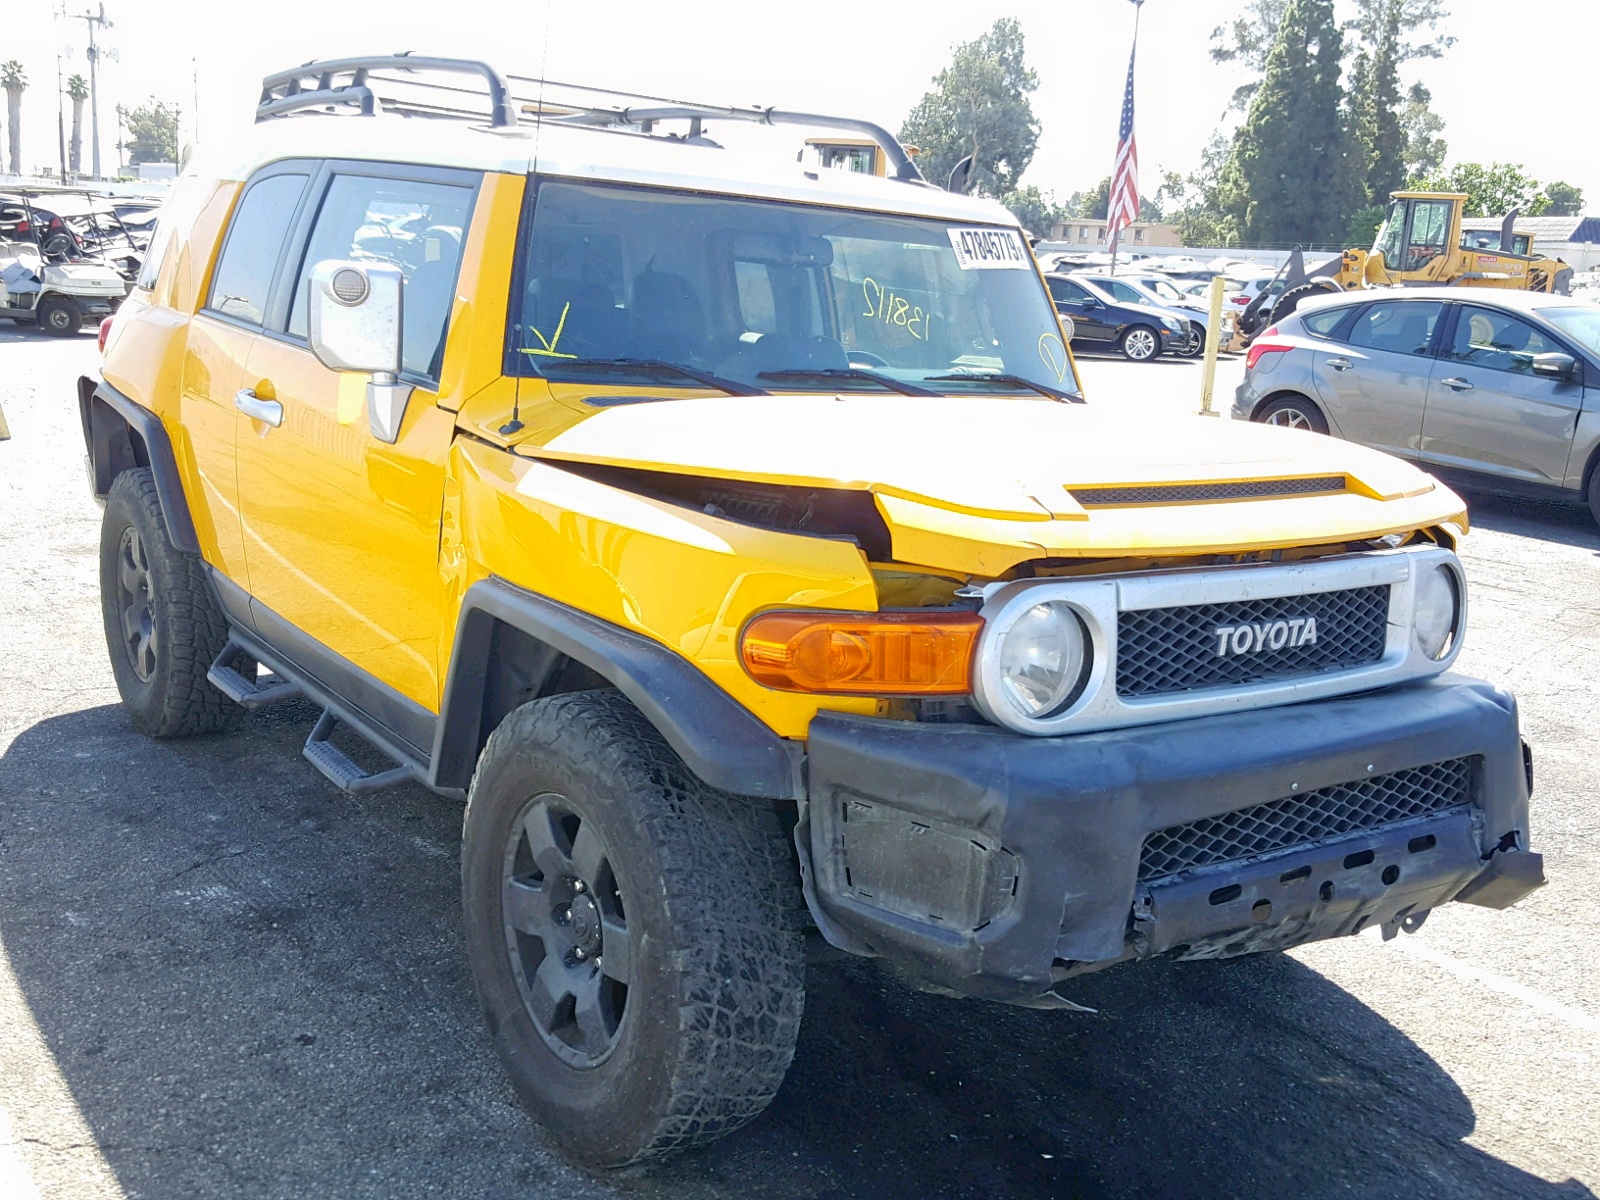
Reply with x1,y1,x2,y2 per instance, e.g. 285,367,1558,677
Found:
233,163,478,724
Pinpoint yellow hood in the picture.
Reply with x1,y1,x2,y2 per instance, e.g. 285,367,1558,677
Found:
517,394,1466,576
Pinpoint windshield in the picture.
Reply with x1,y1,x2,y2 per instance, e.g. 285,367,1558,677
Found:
510,181,1078,397
1538,307,1600,357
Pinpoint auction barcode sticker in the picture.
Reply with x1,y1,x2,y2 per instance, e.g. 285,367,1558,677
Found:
947,227,1030,270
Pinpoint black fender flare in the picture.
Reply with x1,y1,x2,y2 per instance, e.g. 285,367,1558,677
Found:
430,578,806,801
78,375,200,555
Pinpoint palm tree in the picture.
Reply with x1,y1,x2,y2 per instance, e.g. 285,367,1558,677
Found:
1,62,25,177
67,74,89,178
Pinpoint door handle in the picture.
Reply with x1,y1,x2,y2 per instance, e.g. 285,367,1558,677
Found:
235,387,283,426
1440,377,1475,392
1326,356,1353,371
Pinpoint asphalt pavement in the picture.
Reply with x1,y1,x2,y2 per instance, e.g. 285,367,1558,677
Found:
1,330,1596,1200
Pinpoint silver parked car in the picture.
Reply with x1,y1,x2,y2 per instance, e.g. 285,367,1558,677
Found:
1233,287,1600,525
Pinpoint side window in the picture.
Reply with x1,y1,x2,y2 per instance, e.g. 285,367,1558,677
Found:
207,174,307,325
1445,306,1559,375
1403,200,1452,271
285,173,475,380
1050,279,1089,304
1301,305,1351,338
1102,279,1142,304
1345,301,1442,357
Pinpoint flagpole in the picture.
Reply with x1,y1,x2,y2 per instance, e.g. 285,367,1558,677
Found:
1108,0,1143,276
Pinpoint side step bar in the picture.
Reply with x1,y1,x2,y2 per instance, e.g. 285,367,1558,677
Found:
208,641,303,708
302,709,422,795
209,636,426,796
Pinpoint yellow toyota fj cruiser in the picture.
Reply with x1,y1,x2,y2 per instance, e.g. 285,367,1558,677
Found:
82,56,1544,1170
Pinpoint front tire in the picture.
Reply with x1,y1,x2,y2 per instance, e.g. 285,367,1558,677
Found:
1255,394,1330,435
1120,324,1160,361
1587,464,1600,528
462,691,806,1170
38,295,83,336
99,469,238,737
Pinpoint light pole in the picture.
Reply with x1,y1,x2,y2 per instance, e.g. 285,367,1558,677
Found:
70,4,112,179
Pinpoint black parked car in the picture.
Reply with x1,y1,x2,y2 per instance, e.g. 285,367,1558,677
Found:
1044,273,1190,362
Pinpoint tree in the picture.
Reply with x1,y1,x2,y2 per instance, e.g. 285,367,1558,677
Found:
1542,181,1585,216
1001,185,1067,236
1416,162,1551,217
1210,0,1453,110
1,61,25,177
900,18,1040,197
117,98,180,166
1220,0,1353,244
1399,82,1447,182
67,74,88,178
1069,177,1111,220
1348,0,1406,204
1346,0,1455,63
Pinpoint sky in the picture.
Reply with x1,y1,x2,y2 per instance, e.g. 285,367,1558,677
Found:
5,0,1599,213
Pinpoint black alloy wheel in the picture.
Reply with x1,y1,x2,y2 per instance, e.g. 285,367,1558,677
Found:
502,794,632,1068
462,690,806,1169
98,468,238,737
114,525,158,682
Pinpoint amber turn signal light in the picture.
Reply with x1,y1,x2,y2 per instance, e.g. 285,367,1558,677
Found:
740,611,981,695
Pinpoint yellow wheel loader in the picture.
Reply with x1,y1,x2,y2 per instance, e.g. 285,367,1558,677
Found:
1240,190,1575,336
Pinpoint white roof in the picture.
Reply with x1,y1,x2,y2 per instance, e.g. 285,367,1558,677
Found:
196,113,1019,227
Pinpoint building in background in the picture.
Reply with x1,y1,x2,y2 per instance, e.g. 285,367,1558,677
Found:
1047,218,1180,248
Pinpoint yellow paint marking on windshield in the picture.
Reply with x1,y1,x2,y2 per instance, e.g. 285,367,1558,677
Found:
1038,332,1069,384
860,278,931,341
519,301,579,359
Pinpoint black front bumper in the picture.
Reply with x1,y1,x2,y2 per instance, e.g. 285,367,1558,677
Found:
799,675,1540,1005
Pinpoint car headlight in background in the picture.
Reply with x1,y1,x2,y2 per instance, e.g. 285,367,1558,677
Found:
1413,560,1463,660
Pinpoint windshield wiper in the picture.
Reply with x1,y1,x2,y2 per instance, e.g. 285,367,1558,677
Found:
923,373,1084,403
756,368,940,397
532,358,763,397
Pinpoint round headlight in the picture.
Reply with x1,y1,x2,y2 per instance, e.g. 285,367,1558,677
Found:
1414,563,1461,660
995,601,1090,719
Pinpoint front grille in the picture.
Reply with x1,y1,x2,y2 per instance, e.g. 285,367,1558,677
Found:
1138,758,1477,882
1117,585,1389,697
1069,476,1345,506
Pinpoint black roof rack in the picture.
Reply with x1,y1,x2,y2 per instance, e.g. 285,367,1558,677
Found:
255,54,926,184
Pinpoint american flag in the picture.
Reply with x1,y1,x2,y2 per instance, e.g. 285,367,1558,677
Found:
1107,43,1140,242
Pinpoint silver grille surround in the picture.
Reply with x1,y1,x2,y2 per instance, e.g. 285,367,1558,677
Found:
970,546,1466,737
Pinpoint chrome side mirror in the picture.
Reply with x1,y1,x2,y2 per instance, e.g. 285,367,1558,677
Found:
1531,351,1577,380
306,259,411,443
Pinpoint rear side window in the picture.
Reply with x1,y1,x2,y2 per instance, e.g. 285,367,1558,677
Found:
207,173,307,325
1345,301,1442,357
285,173,475,379
1301,305,1351,337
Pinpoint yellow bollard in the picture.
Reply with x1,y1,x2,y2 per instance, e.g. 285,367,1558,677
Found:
1197,274,1226,417
0,399,9,441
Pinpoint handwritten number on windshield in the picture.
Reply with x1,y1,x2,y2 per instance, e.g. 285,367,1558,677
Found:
861,278,931,341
